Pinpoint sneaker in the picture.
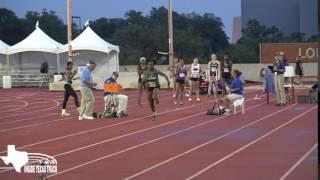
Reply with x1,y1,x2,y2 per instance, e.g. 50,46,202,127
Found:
152,112,158,121
174,101,177,105
188,98,192,102
83,115,94,120
117,111,128,117
185,93,190,97
61,112,70,117
172,94,176,98
223,110,232,116
78,116,83,120
179,102,184,105
196,98,201,102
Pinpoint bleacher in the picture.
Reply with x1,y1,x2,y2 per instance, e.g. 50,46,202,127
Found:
0,68,55,88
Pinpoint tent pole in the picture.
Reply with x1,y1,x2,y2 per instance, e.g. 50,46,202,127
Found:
6,54,9,75
168,0,174,71
57,53,60,75
67,0,73,62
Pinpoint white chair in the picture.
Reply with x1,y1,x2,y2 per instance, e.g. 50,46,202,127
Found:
233,98,245,115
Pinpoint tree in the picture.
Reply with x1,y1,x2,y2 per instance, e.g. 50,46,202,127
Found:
0,8,25,45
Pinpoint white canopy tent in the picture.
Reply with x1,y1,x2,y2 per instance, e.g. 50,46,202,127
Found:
0,40,9,72
61,25,120,89
0,40,9,54
6,22,63,74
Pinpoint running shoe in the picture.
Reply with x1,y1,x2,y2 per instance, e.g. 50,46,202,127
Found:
61,112,70,117
78,116,83,120
152,112,157,121
83,115,94,120
196,98,201,102
188,98,192,102
174,101,177,105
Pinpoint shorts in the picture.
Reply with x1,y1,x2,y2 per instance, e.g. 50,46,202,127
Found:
138,77,142,83
148,85,160,92
222,72,231,80
210,71,217,77
176,79,185,84
190,77,200,81
227,93,243,101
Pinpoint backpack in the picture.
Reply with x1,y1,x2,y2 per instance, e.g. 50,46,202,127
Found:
207,102,225,115
40,62,49,74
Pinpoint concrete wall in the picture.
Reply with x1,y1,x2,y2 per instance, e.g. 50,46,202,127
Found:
115,63,318,88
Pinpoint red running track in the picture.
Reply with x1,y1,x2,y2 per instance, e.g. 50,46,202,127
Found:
0,87,317,180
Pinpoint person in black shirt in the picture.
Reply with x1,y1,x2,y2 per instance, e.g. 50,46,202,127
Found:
61,62,80,117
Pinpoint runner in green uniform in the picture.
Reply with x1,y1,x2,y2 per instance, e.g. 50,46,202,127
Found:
139,59,170,120
207,53,221,96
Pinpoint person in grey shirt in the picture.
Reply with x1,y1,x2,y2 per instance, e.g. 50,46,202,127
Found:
79,60,97,120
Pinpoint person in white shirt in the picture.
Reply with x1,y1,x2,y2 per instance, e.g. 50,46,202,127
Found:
187,58,202,102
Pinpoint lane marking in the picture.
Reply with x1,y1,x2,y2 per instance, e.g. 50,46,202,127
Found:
186,106,318,180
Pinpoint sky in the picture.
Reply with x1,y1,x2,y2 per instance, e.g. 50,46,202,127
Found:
1,0,241,41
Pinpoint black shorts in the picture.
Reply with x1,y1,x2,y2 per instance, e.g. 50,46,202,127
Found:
222,72,231,80
210,71,217,77
176,79,185,84
147,85,160,92
190,77,200,81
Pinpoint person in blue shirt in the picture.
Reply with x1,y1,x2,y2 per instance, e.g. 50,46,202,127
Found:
273,51,286,106
104,71,128,117
220,69,244,115
78,60,97,120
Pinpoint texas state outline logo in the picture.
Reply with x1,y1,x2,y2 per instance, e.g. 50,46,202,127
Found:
0,145,58,174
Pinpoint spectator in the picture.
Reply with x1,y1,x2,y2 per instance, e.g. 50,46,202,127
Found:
104,71,128,117
295,56,304,84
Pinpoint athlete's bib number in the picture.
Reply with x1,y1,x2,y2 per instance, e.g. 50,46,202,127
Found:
148,82,157,87
211,67,216,72
224,68,229,72
179,73,185,78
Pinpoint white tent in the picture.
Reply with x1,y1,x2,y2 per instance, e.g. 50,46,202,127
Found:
0,40,9,72
7,22,63,73
61,25,120,89
0,40,9,54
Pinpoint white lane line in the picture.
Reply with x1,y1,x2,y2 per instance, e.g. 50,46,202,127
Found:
0,98,60,119
46,99,267,178
0,93,231,153
123,103,298,179
186,106,318,180
0,95,173,127
0,91,173,125
279,143,318,180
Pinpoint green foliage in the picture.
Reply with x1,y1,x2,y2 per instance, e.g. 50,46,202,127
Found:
0,7,229,65
225,19,317,63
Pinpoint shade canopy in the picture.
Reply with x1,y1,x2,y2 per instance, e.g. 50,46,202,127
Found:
7,23,63,55
61,26,119,54
0,40,9,54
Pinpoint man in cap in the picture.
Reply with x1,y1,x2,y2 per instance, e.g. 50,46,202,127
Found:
79,60,97,120
273,51,286,106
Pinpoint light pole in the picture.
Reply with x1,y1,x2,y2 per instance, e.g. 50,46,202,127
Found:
168,0,174,68
67,0,72,62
